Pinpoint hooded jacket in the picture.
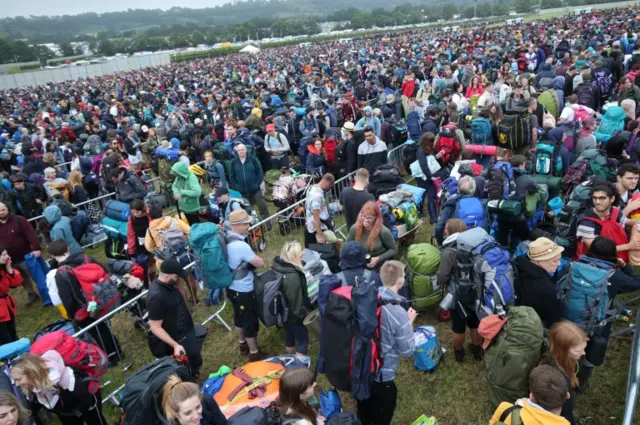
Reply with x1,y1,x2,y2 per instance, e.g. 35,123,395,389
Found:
229,154,263,195
144,216,191,268
490,399,569,425
271,256,312,324
44,205,82,254
376,286,414,382
355,107,382,137
338,241,383,287
13,181,47,218
515,255,563,329
356,137,388,174
510,168,539,202
115,169,147,203
170,162,202,213
305,145,326,174
0,266,22,322
552,76,566,111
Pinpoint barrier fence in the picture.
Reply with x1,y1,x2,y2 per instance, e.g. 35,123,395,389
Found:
623,311,640,425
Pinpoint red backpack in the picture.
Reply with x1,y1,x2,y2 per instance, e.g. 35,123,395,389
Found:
575,208,629,262
435,125,461,164
324,136,338,167
30,331,108,394
59,256,121,322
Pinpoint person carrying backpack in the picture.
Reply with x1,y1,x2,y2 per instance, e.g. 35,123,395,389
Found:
489,365,571,425
228,143,270,226
264,123,291,171
110,167,147,203
592,60,615,106
573,71,600,111
171,162,203,226
356,260,416,425
44,205,82,254
337,241,384,288
435,176,489,244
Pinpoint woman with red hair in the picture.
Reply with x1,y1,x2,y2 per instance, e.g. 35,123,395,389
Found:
346,201,398,270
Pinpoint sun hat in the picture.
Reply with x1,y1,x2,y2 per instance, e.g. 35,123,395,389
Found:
342,122,355,132
528,237,564,261
229,209,252,225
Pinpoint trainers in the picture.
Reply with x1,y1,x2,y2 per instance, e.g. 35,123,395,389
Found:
25,292,40,307
239,341,249,355
454,348,465,363
469,344,484,361
249,350,266,362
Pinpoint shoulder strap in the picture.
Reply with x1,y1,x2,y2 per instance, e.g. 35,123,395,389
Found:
499,405,522,425
336,272,347,287
363,269,372,282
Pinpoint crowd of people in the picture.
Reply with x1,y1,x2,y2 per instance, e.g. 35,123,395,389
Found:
0,5,639,425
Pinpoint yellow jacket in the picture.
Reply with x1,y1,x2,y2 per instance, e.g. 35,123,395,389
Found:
144,216,191,268
490,399,569,425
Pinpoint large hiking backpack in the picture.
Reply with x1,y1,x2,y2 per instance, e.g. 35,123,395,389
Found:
30,330,108,395
435,125,461,164
322,280,400,401
497,115,530,150
487,161,514,200
558,257,614,334
538,90,560,118
58,257,121,321
555,181,593,258
581,149,616,181
254,270,288,327
454,196,486,230
70,211,90,243
152,218,190,261
120,357,191,425
576,84,595,109
594,106,626,143
83,135,102,154
471,117,493,145
454,227,515,319
406,244,441,309
575,207,629,262
189,223,233,290
483,306,544,407
530,139,562,176
593,69,614,100
402,142,419,172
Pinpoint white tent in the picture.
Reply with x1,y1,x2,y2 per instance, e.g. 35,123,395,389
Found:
239,45,261,54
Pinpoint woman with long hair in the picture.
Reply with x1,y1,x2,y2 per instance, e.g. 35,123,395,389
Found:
161,375,227,425
0,245,22,345
415,132,442,224
543,321,589,424
275,368,321,425
465,76,484,99
271,241,312,356
11,354,107,425
346,201,397,270
0,392,31,425
306,139,326,176
67,170,89,206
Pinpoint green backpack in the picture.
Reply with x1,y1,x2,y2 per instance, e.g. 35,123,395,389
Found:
264,169,283,202
406,244,441,310
494,405,522,425
484,306,544,407
579,149,616,182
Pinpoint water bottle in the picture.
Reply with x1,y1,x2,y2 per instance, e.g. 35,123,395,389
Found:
439,292,454,311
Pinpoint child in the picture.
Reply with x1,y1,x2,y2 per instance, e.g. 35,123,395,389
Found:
356,260,416,425
489,365,570,425
275,368,324,425
203,151,228,189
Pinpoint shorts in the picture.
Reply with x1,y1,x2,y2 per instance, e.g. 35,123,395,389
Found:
451,304,480,334
227,288,259,338
128,150,142,165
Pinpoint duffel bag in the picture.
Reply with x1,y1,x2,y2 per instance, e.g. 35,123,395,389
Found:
101,216,128,241
487,199,522,217
104,200,131,221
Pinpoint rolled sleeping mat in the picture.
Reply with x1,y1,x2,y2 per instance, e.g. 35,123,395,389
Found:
104,200,131,221
533,174,562,193
487,199,522,217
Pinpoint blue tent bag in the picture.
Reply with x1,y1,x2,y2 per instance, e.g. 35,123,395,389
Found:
397,184,426,206
320,388,342,420
0,338,31,361
23,253,52,306
413,326,443,372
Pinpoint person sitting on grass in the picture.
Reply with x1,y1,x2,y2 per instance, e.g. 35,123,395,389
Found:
346,201,398,271
161,374,227,425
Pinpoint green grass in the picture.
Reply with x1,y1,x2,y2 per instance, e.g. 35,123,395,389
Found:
12,175,640,425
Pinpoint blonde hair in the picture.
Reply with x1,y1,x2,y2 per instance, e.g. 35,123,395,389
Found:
43,152,56,166
161,375,201,422
10,355,55,396
0,392,30,425
280,241,304,271
621,98,636,120
380,260,405,287
67,170,83,190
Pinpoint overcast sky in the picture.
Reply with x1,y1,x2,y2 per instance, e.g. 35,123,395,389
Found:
1,0,231,18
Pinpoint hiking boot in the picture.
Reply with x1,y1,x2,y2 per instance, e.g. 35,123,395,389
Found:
239,341,250,356
25,292,40,307
470,344,484,361
249,350,266,362
577,364,594,394
454,348,465,363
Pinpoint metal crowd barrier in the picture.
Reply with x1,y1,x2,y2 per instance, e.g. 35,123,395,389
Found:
623,311,640,425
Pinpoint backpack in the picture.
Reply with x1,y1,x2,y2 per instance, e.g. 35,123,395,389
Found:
483,306,544,408
322,280,400,401
297,136,315,166
435,125,461,164
152,218,190,261
413,326,443,372
406,243,441,309
324,136,338,167
487,161,514,200
119,357,191,425
575,207,629,262
70,211,90,243
30,330,108,395
453,196,485,230
580,148,617,182
335,139,352,169
227,405,302,425
593,69,614,100
594,106,626,143
538,90,560,118
189,223,234,290
254,270,288,327
530,139,562,176
470,117,493,145
402,142,419,171
497,115,530,150
558,257,614,335
556,181,593,258
576,84,595,109
454,227,515,319
336,269,372,287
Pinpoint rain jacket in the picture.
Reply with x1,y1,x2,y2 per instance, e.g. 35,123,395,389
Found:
271,256,312,324
229,154,263,195
0,267,22,322
114,168,147,202
171,162,202,213
355,107,382,137
376,286,414,382
490,399,569,425
44,205,82,254
305,145,326,174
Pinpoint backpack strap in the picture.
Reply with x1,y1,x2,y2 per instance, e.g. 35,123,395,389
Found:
336,272,348,287
363,269,372,282
499,405,522,425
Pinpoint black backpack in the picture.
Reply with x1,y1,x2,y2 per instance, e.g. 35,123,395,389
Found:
119,357,191,425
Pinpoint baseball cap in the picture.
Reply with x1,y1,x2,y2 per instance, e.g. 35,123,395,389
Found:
160,259,187,279
266,124,275,132
215,186,229,198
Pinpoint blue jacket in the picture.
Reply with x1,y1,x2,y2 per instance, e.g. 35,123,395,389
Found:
355,107,382,138
406,111,423,141
229,154,263,195
305,146,326,174
44,205,82,254
435,195,490,244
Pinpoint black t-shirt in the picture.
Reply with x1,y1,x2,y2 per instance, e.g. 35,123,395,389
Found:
340,187,375,228
147,279,194,341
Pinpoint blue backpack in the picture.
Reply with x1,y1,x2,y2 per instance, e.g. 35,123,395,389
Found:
189,223,233,290
454,196,485,230
471,117,493,145
531,140,562,176
70,211,90,243
413,326,443,372
594,106,626,143
558,256,614,334
455,227,515,319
